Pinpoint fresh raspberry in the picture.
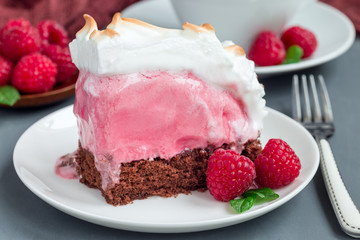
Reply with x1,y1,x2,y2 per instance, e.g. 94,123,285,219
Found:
248,31,286,66
0,18,31,36
281,26,317,58
43,44,77,83
0,18,30,56
0,18,41,61
37,20,69,47
206,149,256,202
254,139,301,189
12,53,57,94
0,55,13,86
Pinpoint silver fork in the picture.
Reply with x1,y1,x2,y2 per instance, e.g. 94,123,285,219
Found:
292,74,360,238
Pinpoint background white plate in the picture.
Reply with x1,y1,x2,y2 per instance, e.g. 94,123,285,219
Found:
123,0,355,77
13,105,319,233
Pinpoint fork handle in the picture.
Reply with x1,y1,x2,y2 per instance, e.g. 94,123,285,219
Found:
318,139,360,238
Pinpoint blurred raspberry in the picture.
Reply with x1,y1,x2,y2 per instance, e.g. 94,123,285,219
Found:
254,139,301,188
0,55,13,86
206,149,256,202
37,20,69,48
0,18,31,36
43,44,77,83
281,26,317,58
12,53,57,93
248,31,286,66
0,18,41,61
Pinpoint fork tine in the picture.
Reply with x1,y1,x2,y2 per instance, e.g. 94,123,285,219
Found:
309,75,322,122
301,75,312,123
318,75,334,122
292,75,301,122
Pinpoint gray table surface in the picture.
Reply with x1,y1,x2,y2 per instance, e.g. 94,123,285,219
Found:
1,36,359,239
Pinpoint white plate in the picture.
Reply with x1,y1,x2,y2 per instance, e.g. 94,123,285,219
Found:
13,105,319,233
122,0,355,77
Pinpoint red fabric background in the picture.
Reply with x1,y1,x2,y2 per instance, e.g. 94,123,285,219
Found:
0,0,358,38
0,0,140,38
320,0,360,33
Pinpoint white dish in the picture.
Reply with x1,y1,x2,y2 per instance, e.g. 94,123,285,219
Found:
122,0,355,77
13,105,319,233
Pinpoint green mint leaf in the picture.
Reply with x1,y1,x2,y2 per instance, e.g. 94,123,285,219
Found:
230,195,256,214
0,85,20,106
230,188,279,214
282,45,303,64
242,187,279,201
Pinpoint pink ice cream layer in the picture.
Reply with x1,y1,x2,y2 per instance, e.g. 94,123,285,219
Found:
74,70,256,189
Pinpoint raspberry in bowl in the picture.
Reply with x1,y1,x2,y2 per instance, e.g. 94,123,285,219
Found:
248,26,318,67
0,18,78,108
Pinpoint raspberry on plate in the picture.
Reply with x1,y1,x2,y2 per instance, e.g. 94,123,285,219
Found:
248,31,286,66
43,44,77,83
37,20,69,47
0,55,13,86
254,139,301,189
0,18,41,61
12,53,57,94
206,149,256,202
281,26,317,58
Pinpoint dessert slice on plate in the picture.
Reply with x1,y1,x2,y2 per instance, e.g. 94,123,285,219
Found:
69,13,266,205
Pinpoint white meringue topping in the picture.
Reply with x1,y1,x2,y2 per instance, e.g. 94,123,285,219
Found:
69,13,266,135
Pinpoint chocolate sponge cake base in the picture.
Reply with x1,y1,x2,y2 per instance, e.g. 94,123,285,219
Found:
76,140,262,206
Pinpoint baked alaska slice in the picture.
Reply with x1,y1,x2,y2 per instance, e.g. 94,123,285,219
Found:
69,13,267,206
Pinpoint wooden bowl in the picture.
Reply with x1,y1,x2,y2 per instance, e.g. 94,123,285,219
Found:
0,76,77,108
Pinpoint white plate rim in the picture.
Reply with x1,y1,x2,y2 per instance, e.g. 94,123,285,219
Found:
13,105,320,233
